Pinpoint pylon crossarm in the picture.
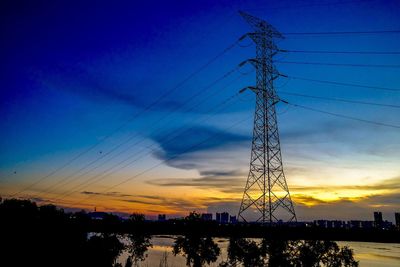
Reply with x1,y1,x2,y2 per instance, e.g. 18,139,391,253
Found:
247,33,279,48
239,11,283,38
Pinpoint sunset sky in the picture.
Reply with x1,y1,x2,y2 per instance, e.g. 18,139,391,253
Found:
1,0,399,222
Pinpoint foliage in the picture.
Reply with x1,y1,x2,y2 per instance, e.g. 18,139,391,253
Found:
126,233,153,266
0,198,360,267
219,238,358,267
85,233,125,267
185,211,202,221
129,213,145,222
173,234,221,267
0,198,126,267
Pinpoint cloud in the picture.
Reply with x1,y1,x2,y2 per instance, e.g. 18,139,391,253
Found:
39,64,185,111
359,193,400,206
147,176,244,193
206,201,240,216
291,175,400,192
121,195,211,213
41,65,142,106
281,118,400,159
28,197,47,203
80,191,133,198
150,125,249,170
78,190,240,215
293,194,328,206
146,168,246,194
294,193,400,222
152,125,249,158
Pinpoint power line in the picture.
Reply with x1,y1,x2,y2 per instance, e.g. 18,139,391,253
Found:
244,0,378,11
281,49,400,55
279,91,400,108
48,91,242,204
10,37,241,198
286,102,400,129
53,93,242,205
276,60,400,69
283,30,400,35
57,111,252,208
283,75,400,92
35,71,248,201
32,66,242,199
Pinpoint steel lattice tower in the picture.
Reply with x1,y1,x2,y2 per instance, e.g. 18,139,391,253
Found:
238,11,297,223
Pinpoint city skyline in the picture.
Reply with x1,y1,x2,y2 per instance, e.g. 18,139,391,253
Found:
1,0,400,222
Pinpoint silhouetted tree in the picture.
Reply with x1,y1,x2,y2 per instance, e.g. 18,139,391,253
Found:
0,199,360,267
84,233,125,267
294,240,358,267
126,233,152,267
129,213,145,222
0,198,38,220
172,211,221,266
124,256,133,267
173,235,220,267
220,238,358,267
124,212,152,266
185,211,201,222
222,237,267,267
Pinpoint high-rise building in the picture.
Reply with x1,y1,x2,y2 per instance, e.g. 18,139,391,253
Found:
395,212,400,228
229,215,237,224
201,213,212,221
374,211,383,228
221,212,229,224
158,214,166,221
314,220,327,228
216,213,221,223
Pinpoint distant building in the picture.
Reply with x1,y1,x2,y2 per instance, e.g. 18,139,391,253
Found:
216,213,221,223
221,212,229,224
349,220,362,229
382,221,394,230
395,212,400,228
314,220,377,229
314,220,327,228
332,220,345,228
229,215,237,224
201,213,212,221
360,221,374,229
88,211,108,220
158,214,166,221
374,211,383,228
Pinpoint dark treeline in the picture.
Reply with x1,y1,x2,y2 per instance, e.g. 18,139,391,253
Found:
0,198,393,266
0,198,151,267
2,198,399,243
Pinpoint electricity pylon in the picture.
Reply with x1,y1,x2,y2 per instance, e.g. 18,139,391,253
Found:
238,11,297,223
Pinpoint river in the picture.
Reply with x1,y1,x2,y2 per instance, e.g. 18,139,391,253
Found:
117,236,400,266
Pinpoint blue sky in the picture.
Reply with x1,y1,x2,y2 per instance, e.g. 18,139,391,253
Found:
1,0,399,221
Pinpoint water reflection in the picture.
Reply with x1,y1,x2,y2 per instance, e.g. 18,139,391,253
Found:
124,213,153,267
125,233,152,267
219,238,358,267
173,235,220,267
